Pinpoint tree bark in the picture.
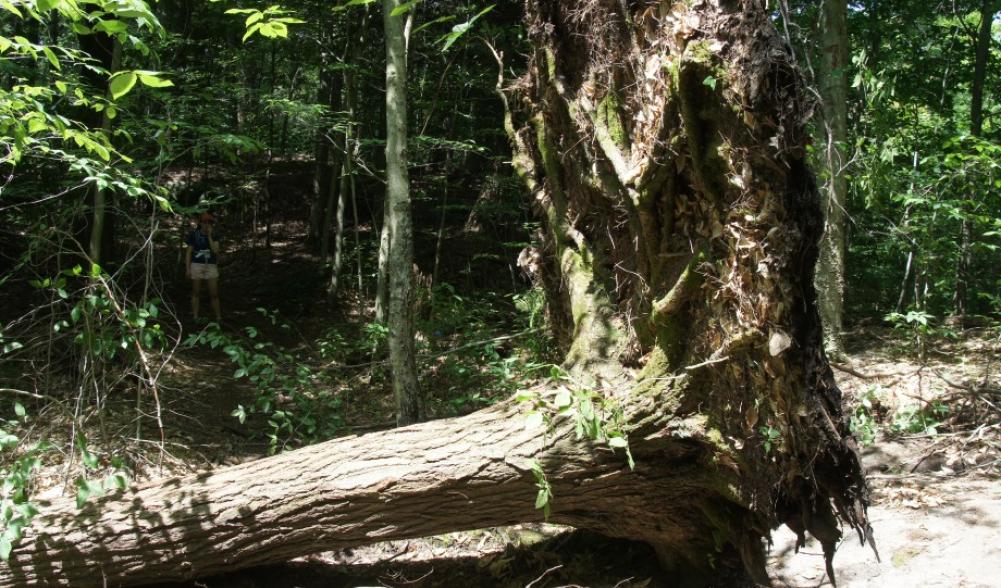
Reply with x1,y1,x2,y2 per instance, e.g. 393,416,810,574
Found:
815,0,849,356
2,397,718,587
0,1,872,585
384,0,422,425
87,40,122,266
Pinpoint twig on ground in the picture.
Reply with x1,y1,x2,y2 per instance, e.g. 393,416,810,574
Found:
0,387,46,399
685,355,730,371
830,362,921,380
526,565,564,588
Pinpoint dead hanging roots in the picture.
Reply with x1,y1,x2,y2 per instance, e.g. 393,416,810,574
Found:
509,0,873,582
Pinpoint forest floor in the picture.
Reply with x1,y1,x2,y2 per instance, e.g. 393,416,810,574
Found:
5,229,1000,587
157,323,1001,588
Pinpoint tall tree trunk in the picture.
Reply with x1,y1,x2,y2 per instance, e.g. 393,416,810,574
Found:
328,157,349,296
815,0,849,356
954,0,996,315
309,44,335,246
384,0,422,425
319,145,342,264
80,32,121,265
0,2,871,586
330,15,363,298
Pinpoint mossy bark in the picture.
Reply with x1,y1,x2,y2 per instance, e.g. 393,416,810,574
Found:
506,0,873,582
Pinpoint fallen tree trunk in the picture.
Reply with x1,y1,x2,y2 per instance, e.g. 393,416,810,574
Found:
1,0,873,586
3,390,745,587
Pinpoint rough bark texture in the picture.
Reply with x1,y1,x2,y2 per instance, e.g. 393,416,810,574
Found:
0,1,871,586
384,0,422,425
816,0,849,357
503,0,872,580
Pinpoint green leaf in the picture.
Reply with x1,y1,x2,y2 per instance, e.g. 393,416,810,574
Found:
440,4,494,51
242,22,262,42
702,75,717,90
608,436,628,449
391,0,421,16
16,503,38,520
524,411,544,430
0,537,11,561
0,0,23,17
413,15,455,35
553,388,572,409
76,486,90,508
42,46,60,70
136,71,174,88
13,402,25,418
336,0,376,9
109,72,137,100
534,488,549,509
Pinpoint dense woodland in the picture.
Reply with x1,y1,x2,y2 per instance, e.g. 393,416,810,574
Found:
0,0,998,586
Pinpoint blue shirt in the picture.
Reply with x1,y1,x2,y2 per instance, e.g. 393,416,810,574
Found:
186,229,219,265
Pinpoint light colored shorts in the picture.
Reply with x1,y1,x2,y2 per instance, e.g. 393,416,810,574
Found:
190,263,219,280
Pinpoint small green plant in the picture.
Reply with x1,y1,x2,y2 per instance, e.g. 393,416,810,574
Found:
185,313,342,454
530,459,553,520
759,425,781,455
518,367,635,469
890,401,949,436
361,321,389,352
885,310,935,358
73,433,129,508
849,387,881,446
316,327,349,361
0,404,46,560
512,287,546,329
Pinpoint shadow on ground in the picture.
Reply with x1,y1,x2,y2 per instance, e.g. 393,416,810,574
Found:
150,530,755,588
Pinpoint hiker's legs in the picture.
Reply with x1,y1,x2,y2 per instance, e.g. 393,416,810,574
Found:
191,278,202,318
207,277,221,320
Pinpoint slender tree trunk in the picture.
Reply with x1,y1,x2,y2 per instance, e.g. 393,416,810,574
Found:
330,17,363,298
954,0,996,315
384,0,421,424
374,211,391,323
88,41,122,265
815,0,849,357
0,3,872,586
351,150,363,293
319,146,341,264
309,37,335,246
328,157,349,296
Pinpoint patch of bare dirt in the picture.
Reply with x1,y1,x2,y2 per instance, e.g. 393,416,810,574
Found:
767,327,1001,587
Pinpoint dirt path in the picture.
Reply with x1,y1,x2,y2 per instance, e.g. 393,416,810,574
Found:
770,465,1000,587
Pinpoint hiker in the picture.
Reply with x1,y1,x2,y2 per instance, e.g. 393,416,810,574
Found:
185,212,222,321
